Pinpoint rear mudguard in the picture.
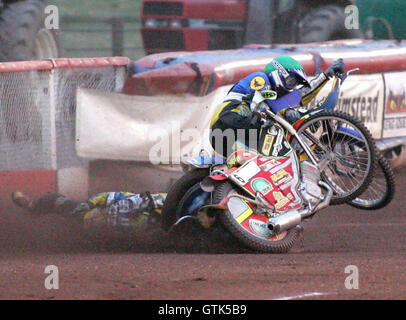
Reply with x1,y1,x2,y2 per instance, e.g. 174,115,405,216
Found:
200,167,237,192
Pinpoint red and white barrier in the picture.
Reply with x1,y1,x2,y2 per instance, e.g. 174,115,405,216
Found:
123,40,406,96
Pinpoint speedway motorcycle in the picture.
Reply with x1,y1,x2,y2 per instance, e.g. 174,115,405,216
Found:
162,69,392,253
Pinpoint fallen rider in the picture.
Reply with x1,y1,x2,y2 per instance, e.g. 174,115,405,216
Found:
11,191,166,231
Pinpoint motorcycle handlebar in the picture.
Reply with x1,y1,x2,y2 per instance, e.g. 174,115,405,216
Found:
338,67,360,84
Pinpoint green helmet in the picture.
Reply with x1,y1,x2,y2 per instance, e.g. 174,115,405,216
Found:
264,55,310,91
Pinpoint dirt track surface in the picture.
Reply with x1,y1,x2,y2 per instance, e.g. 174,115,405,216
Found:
1,167,406,300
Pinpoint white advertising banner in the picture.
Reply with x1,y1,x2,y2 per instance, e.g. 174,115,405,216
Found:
383,72,406,138
77,74,386,163
308,74,385,139
76,86,232,163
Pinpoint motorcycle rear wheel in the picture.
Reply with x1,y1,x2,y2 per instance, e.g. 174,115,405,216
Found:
161,168,209,231
214,181,300,253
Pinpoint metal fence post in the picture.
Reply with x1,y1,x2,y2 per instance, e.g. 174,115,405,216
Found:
111,18,124,56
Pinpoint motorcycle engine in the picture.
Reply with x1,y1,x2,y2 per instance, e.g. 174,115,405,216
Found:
299,161,323,208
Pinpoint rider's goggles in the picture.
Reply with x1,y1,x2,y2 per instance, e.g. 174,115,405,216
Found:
283,71,310,90
284,74,300,89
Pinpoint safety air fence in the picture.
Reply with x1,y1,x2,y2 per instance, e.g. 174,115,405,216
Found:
0,57,129,206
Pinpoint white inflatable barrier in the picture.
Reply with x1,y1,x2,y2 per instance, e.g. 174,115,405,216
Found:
76,85,232,163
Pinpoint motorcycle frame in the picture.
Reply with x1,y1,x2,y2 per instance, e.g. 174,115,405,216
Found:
252,91,320,167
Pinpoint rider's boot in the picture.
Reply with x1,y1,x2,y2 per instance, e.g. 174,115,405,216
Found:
11,191,35,211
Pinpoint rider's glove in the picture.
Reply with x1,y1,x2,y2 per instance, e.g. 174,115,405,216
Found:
324,58,344,78
250,111,262,128
138,191,156,213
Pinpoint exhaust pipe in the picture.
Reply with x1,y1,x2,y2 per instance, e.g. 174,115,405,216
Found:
268,181,333,234
267,209,303,235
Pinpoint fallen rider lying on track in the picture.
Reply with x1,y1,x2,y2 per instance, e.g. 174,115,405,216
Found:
11,191,166,231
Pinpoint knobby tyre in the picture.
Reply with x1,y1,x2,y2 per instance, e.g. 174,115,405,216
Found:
214,182,300,254
348,150,395,210
161,169,209,231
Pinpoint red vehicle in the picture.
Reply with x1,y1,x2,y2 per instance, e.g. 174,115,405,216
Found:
141,0,360,55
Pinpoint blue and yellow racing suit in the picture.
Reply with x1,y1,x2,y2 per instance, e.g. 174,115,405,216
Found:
83,192,166,229
209,71,329,157
11,190,167,231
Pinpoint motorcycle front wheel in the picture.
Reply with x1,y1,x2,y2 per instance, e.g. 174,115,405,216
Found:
291,110,377,205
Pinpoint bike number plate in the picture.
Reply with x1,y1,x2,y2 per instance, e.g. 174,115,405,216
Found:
230,161,261,186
